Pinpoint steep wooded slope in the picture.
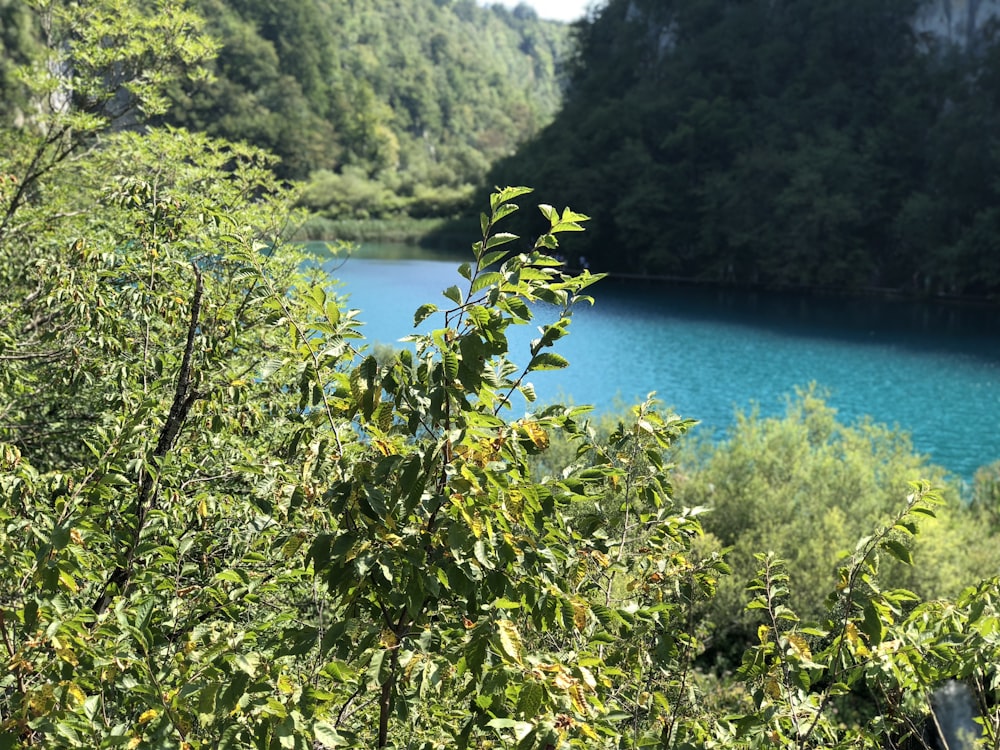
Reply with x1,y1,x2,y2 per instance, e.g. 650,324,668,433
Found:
164,0,570,218
484,0,1000,297
0,0,569,220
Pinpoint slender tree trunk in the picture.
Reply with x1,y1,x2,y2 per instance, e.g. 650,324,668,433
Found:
377,648,400,748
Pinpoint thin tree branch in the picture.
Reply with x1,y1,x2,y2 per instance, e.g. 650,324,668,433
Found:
92,263,204,615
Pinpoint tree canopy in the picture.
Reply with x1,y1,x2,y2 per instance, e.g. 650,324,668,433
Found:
162,0,569,219
482,0,1000,298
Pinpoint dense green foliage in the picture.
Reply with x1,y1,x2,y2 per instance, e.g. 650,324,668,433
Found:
160,0,567,221
0,0,568,224
483,0,1000,297
4,4,1000,750
674,389,1000,658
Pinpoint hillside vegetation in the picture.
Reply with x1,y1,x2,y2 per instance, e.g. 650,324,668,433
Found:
164,0,569,222
483,0,1000,297
0,0,567,225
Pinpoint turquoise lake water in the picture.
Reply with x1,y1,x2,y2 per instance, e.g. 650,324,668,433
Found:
322,248,1000,481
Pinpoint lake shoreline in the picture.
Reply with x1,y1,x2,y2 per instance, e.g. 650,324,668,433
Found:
304,232,1000,308
586,271,1000,309
329,250,1000,480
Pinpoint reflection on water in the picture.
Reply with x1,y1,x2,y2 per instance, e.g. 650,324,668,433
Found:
322,247,1000,480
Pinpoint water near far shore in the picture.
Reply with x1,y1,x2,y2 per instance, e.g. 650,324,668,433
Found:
315,242,1000,482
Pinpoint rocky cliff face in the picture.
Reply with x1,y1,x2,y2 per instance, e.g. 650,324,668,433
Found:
912,0,1000,47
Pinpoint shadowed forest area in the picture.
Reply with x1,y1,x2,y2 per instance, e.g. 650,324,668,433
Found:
480,0,1000,298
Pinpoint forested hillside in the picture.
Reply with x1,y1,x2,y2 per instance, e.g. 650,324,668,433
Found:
164,0,569,220
483,0,1000,298
0,0,567,222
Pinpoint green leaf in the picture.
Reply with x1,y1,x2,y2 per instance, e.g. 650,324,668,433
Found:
491,186,532,212
491,203,520,223
883,538,913,565
552,221,586,233
503,297,531,320
325,300,340,325
527,353,569,372
516,681,544,719
313,722,347,747
479,250,507,268
413,303,438,327
465,629,489,678
442,349,459,380
443,285,463,305
485,233,519,251
538,204,559,225
322,660,356,683
232,653,260,677
474,539,494,569
860,600,885,645
367,649,392,687
492,597,522,610
560,207,590,224
471,272,504,295
487,719,534,740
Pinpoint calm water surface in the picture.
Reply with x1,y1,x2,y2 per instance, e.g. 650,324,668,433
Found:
321,246,1000,480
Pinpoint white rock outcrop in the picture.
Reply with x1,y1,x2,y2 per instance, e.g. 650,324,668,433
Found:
913,0,1000,47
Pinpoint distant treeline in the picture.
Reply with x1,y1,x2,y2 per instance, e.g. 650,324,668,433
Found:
0,0,569,221
169,0,569,220
480,0,1000,298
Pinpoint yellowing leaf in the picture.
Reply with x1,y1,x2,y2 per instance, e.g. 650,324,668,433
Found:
572,558,587,588
519,420,549,449
569,683,589,715
497,619,524,664
553,672,575,691
138,708,160,725
764,677,781,700
788,633,811,660
845,622,870,657
58,570,78,593
62,682,86,707
591,550,610,568
380,629,398,649
845,622,860,644
54,644,78,667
